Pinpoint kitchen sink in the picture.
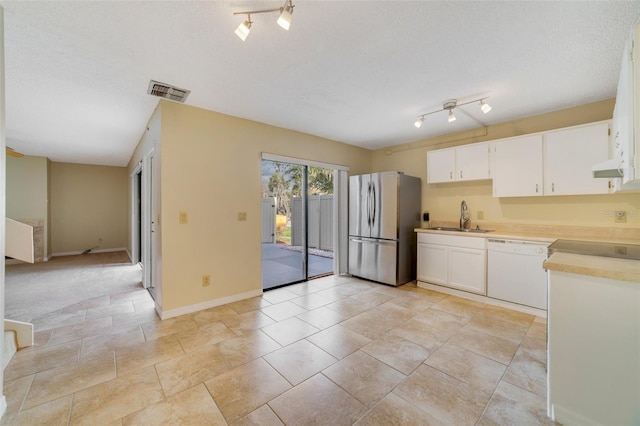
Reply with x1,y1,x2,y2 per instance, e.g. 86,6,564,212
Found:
428,227,493,233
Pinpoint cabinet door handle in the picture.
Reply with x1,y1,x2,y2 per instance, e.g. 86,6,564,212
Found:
552,183,555,192
460,170,463,179
450,171,453,180
535,184,538,193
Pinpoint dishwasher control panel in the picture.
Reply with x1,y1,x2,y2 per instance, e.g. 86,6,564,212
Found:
488,239,549,256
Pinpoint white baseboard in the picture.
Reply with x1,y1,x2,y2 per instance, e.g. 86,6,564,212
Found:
551,404,600,426
158,289,264,320
417,281,547,318
51,247,128,257
0,395,6,420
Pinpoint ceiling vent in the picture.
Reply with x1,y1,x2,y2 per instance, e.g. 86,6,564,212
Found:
147,80,190,103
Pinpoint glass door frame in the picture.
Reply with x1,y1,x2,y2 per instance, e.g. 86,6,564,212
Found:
261,153,349,288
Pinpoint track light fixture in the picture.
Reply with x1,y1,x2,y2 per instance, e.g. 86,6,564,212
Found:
414,97,491,128
480,99,492,114
234,0,295,41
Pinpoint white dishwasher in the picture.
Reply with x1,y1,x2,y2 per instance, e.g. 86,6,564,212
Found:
487,238,550,310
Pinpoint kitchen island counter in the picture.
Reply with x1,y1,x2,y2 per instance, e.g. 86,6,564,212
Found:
544,251,640,283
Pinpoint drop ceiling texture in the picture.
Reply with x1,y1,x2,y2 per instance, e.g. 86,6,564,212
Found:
3,1,640,167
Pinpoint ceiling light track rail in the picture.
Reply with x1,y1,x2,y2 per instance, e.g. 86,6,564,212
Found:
233,8,282,17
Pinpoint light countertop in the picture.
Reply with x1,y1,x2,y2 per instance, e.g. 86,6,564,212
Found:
415,222,640,245
415,227,556,243
544,252,640,283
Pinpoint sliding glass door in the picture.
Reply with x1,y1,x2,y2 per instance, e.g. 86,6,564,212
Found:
261,160,334,290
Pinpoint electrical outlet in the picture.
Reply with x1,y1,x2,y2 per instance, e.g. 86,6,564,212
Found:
615,210,626,223
238,212,247,221
202,275,210,287
179,211,188,224
477,211,484,220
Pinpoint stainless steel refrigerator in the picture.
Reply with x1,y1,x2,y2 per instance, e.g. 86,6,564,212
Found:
348,171,421,286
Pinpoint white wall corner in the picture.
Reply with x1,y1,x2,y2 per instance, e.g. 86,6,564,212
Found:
50,247,128,257
0,4,8,416
4,319,34,349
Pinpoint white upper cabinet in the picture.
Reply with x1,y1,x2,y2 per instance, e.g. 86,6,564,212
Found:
612,25,639,187
427,148,456,183
544,122,610,195
491,134,543,197
457,143,490,181
427,143,489,183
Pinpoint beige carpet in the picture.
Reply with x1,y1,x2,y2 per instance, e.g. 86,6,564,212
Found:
5,251,144,328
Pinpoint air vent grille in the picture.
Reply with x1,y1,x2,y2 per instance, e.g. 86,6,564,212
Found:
147,80,191,103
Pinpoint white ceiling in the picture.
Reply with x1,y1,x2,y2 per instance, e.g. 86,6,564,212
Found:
2,1,639,167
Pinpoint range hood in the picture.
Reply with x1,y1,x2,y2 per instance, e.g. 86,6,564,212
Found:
592,158,624,178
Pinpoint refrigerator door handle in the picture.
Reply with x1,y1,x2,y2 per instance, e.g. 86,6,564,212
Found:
367,182,372,227
366,183,369,226
371,182,376,227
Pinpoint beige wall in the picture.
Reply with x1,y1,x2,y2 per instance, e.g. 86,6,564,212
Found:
50,162,128,254
155,101,371,311
6,155,50,259
372,99,640,229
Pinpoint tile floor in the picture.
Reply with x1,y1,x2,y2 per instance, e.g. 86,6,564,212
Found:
3,274,555,425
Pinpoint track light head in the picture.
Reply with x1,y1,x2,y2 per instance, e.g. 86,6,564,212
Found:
277,1,293,30
235,19,252,41
480,100,492,114
414,117,425,128
444,100,457,122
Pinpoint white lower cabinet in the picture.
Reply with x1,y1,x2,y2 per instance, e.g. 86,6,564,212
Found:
417,233,487,295
417,242,448,285
448,246,487,294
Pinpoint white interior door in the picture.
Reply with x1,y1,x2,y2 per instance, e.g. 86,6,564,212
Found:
142,151,155,290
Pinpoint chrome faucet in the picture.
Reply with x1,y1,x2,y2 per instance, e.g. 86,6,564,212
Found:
460,200,470,229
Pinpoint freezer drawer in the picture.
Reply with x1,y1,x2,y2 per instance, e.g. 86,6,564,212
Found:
349,238,398,285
